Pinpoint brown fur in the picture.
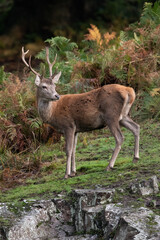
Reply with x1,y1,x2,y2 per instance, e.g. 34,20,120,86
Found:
46,85,134,133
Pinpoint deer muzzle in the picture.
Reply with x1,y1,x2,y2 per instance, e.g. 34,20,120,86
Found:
51,94,60,101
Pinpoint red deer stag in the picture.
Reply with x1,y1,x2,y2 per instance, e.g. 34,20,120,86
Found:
22,46,140,179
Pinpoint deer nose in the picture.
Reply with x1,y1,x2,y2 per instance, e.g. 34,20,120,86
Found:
55,94,60,100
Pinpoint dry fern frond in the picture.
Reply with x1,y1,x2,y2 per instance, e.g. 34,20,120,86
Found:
104,32,116,45
85,24,102,46
150,88,160,96
85,25,116,48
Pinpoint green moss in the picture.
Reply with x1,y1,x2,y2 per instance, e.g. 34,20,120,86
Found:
0,216,10,227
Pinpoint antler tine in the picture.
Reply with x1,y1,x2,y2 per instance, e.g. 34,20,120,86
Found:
22,47,29,67
45,46,57,77
28,56,41,76
21,46,41,76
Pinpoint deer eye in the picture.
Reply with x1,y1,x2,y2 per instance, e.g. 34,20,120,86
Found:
42,85,47,90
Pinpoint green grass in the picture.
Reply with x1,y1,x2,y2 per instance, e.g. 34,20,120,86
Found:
0,120,160,202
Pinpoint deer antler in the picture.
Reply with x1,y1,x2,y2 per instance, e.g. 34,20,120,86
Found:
45,46,57,77
21,47,41,76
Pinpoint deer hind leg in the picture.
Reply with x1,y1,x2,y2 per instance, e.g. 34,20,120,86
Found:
120,116,140,162
70,133,78,177
106,124,124,171
64,129,75,179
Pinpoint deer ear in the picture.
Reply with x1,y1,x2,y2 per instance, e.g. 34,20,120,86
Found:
52,71,61,84
35,75,41,86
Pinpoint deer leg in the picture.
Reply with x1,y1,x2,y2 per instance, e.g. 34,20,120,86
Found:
64,129,75,179
120,116,140,162
70,133,78,177
106,124,124,171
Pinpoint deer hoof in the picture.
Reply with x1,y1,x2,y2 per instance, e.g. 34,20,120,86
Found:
64,174,69,179
106,166,112,171
70,172,76,177
106,166,115,171
133,157,139,163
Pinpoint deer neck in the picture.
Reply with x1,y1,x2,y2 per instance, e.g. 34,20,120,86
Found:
37,98,56,124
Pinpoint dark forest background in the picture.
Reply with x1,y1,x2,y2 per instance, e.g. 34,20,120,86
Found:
0,0,156,71
0,0,154,40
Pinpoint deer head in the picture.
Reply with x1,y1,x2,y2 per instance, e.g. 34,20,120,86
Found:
21,46,61,101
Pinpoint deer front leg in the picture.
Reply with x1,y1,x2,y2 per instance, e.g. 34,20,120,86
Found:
64,129,75,179
70,133,78,177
